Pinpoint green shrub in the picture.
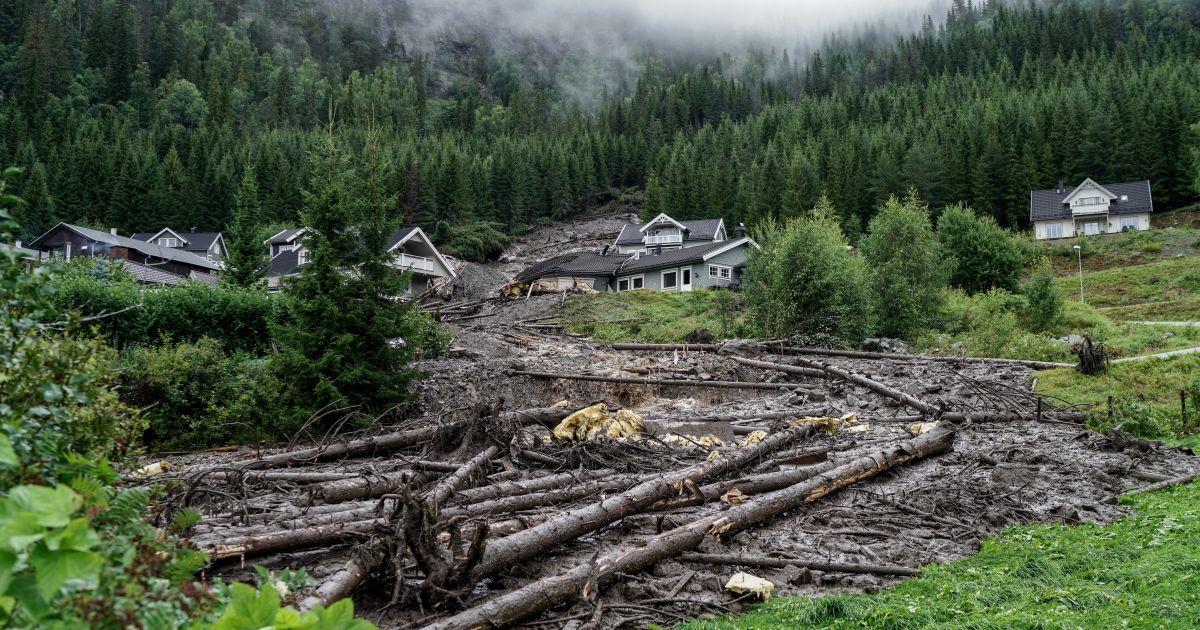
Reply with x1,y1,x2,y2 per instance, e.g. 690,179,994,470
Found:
52,261,286,354
1023,266,1064,331
861,193,951,338
937,204,1025,294
745,206,872,344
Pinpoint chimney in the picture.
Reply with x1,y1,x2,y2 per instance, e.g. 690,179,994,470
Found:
735,223,746,239
655,244,662,256
601,245,609,256
14,240,21,248
1057,179,1064,194
110,227,118,235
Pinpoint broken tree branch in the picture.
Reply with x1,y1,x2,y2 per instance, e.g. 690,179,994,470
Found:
509,370,813,391
676,552,919,576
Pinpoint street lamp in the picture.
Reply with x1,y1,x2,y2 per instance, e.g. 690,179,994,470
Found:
1073,244,1084,302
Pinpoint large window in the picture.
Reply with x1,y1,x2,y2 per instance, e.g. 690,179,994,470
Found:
1120,217,1139,231
158,237,178,247
1083,222,1100,236
1045,224,1063,239
708,265,732,280
1076,197,1104,206
661,270,678,290
298,249,310,265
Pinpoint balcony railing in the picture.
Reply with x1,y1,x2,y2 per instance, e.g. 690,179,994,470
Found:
644,234,683,245
394,253,435,273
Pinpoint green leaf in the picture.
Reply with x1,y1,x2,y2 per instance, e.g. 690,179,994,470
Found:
0,435,16,467
28,545,103,600
212,582,282,630
42,518,98,552
7,486,81,528
314,600,376,630
5,573,49,620
0,514,47,551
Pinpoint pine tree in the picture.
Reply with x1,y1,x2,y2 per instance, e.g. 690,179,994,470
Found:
223,165,267,287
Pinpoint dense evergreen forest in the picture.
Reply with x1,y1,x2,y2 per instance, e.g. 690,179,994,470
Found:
1,0,1199,259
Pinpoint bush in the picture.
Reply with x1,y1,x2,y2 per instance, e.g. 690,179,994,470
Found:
1023,266,1064,331
937,204,1025,294
52,260,286,353
861,193,951,338
745,208,872,344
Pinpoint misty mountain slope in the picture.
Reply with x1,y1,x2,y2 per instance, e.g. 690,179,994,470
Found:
0,0,1197,257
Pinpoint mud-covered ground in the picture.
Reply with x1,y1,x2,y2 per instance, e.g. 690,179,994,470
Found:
151,216,1199,629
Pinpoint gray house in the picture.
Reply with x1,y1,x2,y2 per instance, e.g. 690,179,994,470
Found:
517,215,758,292
264,226,457,295
613,213,732,254
1030,179,1153,240
130,228,227,264
28,223,222,283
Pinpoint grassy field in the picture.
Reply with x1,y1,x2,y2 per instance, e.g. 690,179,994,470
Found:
557,290,745,343
684,481,1200,630
1050,256,1200,310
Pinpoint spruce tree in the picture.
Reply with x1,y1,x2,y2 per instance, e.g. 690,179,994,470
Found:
223,165,267,288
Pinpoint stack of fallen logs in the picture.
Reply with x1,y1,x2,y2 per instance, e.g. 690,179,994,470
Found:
162,357,1100,628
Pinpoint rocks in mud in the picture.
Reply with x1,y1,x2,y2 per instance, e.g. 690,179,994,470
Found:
717,339,763,357
862,337,915,354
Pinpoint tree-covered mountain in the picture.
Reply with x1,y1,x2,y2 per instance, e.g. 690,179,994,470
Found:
1,0,1197,258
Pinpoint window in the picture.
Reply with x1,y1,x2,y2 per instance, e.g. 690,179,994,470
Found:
298,249,310,265
632,276,643,289
1045,224,1063,239
1120,217,1139,231
1084,222,1100,236
617,278,629,292
158,237,178,247
616,275,643,292
1075,197,1104,206
661,270,678,290
708,265,732,280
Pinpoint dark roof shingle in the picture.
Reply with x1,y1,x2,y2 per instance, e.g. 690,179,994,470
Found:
515,252,630,282
615,218,724,245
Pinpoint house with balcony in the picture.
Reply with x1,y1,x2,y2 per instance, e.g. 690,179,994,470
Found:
612,213,733,254
516,215,757,293
264,226,456,294
1030,179,1153,240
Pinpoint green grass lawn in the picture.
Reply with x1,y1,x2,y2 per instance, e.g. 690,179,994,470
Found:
1100,295,1200,322
557,290,745,343
1050,257,1200,310
684,480,1200,630
1041,225,1200,275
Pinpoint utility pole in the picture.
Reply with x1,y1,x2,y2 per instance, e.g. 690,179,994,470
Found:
1073,244,1084,302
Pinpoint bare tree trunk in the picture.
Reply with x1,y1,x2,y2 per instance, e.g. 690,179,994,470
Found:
676,552,918,576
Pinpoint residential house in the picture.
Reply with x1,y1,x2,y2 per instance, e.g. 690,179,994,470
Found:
264,226,457,295
130,228,227,264
28,223,222,284
517,216,758,292
612,213,732,254
1030,179,1153,240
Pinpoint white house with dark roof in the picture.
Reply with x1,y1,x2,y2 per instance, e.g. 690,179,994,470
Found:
518,214,758,293
264,226,456,295
613,213,733,254
1030,179,1153,240
130,228,227,263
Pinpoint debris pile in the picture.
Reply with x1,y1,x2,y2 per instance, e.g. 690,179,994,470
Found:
149,343,1198,629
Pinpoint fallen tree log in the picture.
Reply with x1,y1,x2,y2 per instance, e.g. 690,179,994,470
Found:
306,471,428,505
224,408,571,471
609,343,722,352
761,343,1073,370
205,520,379,561
1119,467,1200,499
509,370,813,391
427,425,956,629
425,446,500,509
443,474,642,519
765,357,939,415
451,469,615,505
676,552,919,576
468,422,821,582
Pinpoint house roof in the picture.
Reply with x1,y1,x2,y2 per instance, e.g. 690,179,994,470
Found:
517,238,759,282
110,259,190,286
515,251,631,282
1,242,43,260
386,227,419,250
1030,180,1153,222
265,228,307,245
29,223,222,271
133,230,223,253
615,218,725,246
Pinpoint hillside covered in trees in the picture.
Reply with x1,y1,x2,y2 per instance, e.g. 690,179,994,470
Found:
2,0,1199,258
